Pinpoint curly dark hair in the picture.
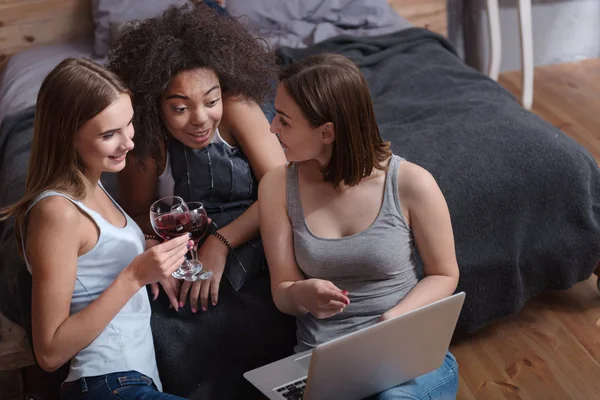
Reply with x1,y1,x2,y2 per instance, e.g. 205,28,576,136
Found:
107,3,278,164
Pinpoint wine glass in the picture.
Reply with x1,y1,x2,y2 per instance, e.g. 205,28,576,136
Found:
149,196,211,281
186,201,212,280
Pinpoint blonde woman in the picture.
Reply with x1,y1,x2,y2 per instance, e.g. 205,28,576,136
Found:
1,58,191,400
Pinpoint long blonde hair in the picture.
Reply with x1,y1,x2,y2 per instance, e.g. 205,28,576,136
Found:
0,58,131,244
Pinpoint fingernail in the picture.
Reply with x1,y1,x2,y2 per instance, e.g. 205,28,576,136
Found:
187,243,193,249
342,290,348,295
202,306,207,311
212,302,216,306
153,293,157,301
191,308,197,313
188,233,192,238
179,302,184,308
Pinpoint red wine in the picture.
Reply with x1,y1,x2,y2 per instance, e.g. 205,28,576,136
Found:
154,212,191,240
189,213,208,243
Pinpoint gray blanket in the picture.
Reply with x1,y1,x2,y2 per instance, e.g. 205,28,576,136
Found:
277,28,600,333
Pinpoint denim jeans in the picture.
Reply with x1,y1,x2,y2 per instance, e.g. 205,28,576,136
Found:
60,371,186,400
366,352,459,400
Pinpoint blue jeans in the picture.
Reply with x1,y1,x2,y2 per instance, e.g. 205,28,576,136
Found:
60,371,186,400
366,352,459,399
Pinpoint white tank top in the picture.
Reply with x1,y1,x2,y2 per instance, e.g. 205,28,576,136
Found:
22,183,162,389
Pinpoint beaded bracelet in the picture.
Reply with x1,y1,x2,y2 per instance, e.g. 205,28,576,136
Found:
212,230,234,253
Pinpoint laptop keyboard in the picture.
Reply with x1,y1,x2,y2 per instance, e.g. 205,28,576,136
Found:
274,378,307,399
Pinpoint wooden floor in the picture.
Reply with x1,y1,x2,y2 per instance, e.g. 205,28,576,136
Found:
499,60,600,164
451,59,600,400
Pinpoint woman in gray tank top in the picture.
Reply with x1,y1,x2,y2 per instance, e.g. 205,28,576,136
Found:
259,53,461,399
0,59,192,399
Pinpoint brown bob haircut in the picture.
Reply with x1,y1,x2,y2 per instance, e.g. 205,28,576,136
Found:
279,53,391,187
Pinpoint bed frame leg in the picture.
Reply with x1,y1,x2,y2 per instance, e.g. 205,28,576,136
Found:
518,0,534,110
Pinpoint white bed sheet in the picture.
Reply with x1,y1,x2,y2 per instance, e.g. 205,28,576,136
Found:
0,39,103,125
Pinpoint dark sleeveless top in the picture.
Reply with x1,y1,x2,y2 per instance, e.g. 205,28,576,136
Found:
167,136,265,291
151,136,296,399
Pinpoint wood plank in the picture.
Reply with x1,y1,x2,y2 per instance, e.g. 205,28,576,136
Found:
0,0,91,25
452,278,600,400
0,312,34,372
0,15,93,52
0,0,39,4
0,0,93,65
499,59,600,163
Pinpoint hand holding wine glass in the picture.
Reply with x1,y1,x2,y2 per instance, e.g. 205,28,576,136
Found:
150,196,212,282
126,234,192,287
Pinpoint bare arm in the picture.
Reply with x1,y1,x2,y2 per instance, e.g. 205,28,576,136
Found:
213,97,287,249
118,152,161,234
27,197,190,371
380,162,460,321
222,97,286,180
258,166,307,315
259,167,349,317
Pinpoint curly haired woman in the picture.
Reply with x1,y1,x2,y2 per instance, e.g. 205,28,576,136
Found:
108,3,295,399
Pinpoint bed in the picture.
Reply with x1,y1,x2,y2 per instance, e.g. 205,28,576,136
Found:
1,0,599,398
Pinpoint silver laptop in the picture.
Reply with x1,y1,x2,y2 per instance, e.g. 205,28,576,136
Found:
244,292,465,400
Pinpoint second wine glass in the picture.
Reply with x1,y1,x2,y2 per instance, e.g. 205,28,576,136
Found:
186,201,213,280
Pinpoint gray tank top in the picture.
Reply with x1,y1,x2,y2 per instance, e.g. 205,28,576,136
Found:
287,155,419,353
21,183,162,389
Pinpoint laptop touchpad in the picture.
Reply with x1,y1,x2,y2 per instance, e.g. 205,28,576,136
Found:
294,353,312,371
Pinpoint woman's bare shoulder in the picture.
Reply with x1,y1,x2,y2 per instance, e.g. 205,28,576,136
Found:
397,160,440,200
28,195,80,227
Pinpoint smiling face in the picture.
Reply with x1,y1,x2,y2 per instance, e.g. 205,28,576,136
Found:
270,83,333,164
159,68,223,149
75,93,135,174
